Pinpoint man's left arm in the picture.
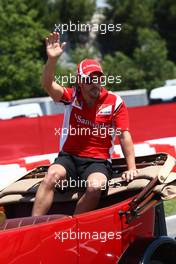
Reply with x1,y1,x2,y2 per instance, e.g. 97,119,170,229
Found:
118,130,138,182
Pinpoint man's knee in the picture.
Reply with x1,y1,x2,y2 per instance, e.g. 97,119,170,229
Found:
85,173,107,197
42,164,67,189
87,173,107,191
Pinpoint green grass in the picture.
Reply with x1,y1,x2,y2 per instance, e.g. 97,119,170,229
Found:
164,199,176,217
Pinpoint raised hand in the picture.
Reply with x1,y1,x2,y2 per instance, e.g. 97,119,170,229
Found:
45,32,66,60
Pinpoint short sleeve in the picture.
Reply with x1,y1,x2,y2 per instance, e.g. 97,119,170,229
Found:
60,87,73,104
113,101,129,131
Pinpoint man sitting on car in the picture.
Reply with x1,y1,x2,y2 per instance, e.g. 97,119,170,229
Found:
32,32,137,216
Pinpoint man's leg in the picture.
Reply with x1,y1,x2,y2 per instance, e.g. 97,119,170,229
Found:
74,172,107,215
32,164,66,216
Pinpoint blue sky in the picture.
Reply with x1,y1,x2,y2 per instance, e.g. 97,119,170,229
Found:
96,0,107,8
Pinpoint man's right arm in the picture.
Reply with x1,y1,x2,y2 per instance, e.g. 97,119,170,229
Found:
42,32,66,102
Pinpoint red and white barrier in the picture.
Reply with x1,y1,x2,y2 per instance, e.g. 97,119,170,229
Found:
112,137,176,158
0,136,175,191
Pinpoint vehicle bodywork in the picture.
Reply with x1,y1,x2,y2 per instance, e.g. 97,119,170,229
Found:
0,153,176,264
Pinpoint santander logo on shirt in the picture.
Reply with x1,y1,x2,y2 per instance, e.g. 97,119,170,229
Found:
74,113,111,129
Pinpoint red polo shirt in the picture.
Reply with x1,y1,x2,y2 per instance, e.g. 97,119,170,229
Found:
59,86,129,159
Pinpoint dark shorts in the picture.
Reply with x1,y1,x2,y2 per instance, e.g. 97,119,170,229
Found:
53,151,113,190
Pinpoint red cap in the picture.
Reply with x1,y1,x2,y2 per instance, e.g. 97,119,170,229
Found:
77,59,103,77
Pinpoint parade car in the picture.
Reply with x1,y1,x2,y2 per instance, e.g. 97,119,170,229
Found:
0,153,176,264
